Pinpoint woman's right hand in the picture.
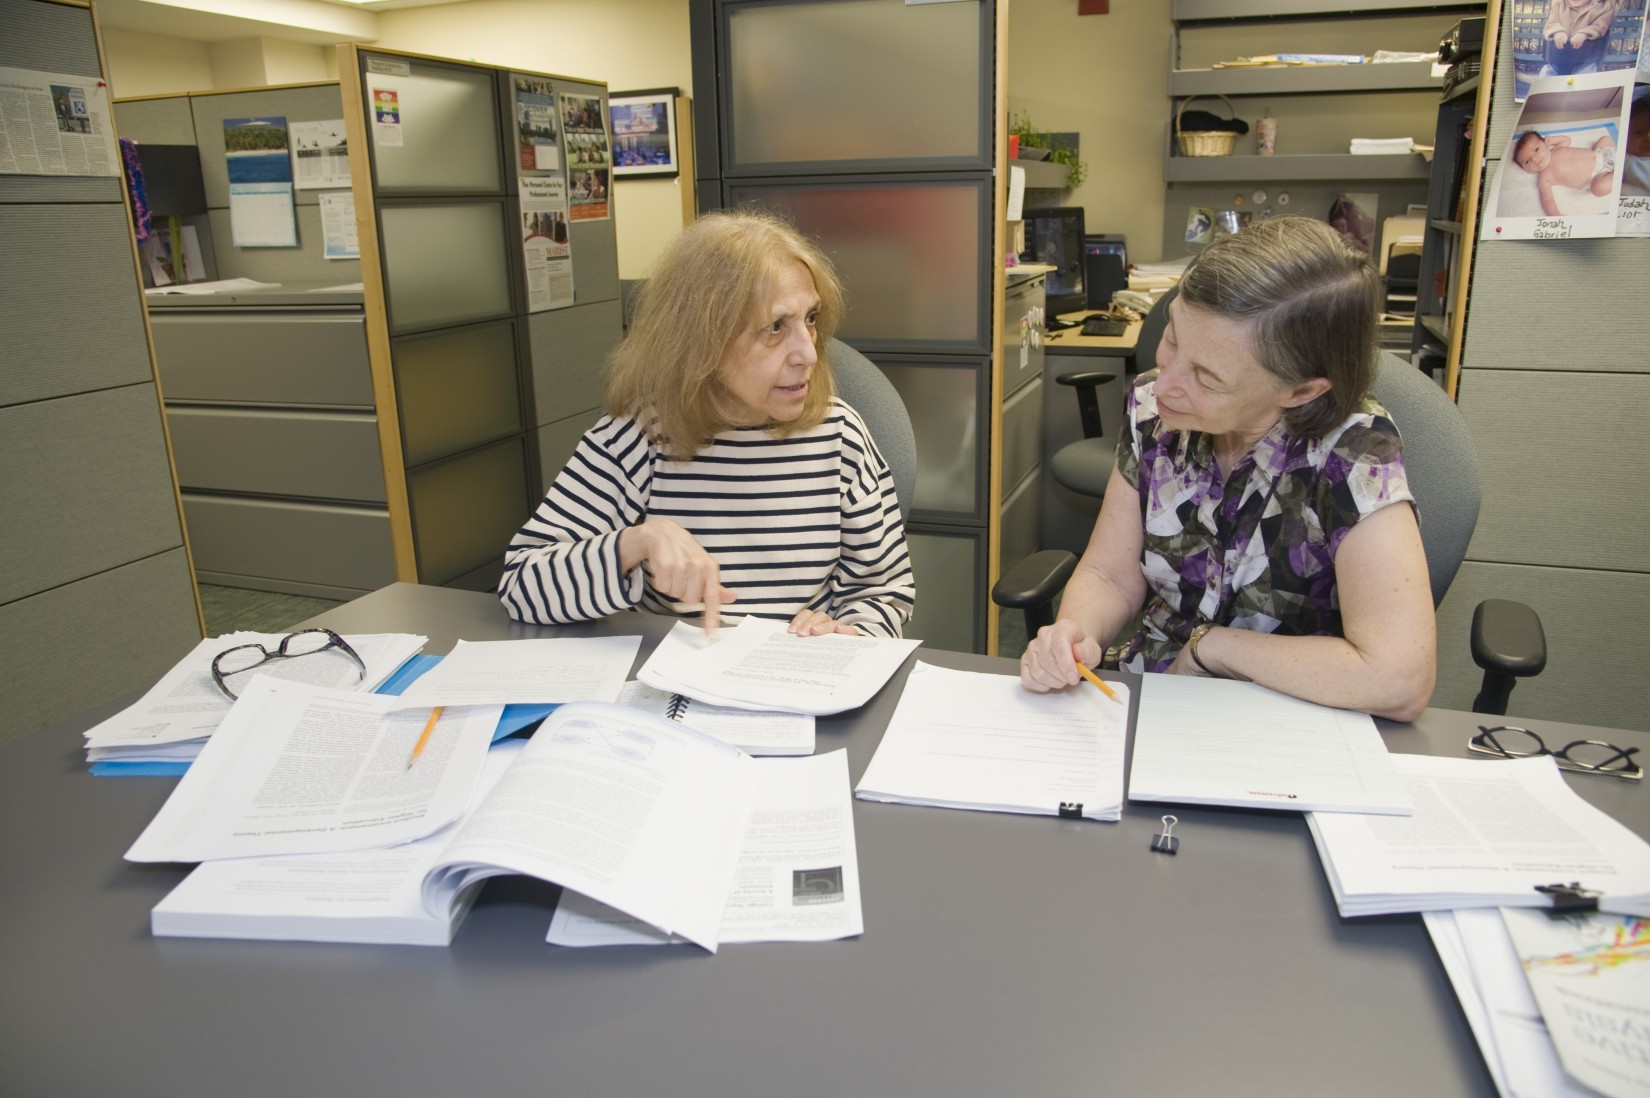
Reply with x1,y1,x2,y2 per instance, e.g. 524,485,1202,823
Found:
1019,619,1103,694
620,519,738,634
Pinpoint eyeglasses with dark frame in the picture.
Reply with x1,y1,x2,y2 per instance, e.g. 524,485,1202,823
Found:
210,628,366,701
1469,725,1643,781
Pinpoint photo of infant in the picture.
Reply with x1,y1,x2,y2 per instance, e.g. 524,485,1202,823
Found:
1623,85,1650,198
1512,129,1617,215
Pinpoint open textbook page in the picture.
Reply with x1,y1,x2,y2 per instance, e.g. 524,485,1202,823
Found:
1426,909,1615,1098
616,680,814,756
389,636,639,709
546,750,862,946
422,701,757,952
125,678,500,863
1129,673,1411,815
637,617,920,715
854,663,1128,821
83,631,426,755
151,742,525,946
1309,755,1650,917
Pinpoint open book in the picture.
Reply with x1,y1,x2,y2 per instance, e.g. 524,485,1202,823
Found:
149,701,759,951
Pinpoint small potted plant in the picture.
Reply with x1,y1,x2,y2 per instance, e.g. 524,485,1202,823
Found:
1009,111,1087,189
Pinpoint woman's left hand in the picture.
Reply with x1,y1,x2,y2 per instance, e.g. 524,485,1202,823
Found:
788,609,861,636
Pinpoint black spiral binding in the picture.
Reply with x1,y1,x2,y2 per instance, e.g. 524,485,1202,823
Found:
665,694,690,721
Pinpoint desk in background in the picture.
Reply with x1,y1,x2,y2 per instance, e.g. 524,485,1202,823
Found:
1040,310,1141,554
4,583,1646,1098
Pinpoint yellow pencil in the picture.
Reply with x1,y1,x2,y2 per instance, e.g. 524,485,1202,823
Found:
407,706,443,769
1075,663,1121,703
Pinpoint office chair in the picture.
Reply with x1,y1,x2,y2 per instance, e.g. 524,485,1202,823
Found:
1046,287,1178,502
828,338,916,521
993,350,1547,716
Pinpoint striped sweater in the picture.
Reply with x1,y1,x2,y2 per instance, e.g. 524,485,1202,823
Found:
499,398,915,637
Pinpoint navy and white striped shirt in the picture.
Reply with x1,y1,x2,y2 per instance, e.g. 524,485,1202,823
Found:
499,398,915,637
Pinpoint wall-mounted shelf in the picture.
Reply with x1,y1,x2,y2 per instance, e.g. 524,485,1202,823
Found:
1170,59,1442,97
1164,151,1433,182
1173,0,1479,20
1013,157,1070,189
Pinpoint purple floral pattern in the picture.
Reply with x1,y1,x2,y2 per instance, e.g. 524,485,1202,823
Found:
1115,371,1414,672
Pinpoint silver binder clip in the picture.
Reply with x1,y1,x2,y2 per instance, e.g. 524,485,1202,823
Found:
1151,815,1179,855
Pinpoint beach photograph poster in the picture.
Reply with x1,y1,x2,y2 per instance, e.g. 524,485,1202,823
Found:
609,88,679,178
223,116,297,247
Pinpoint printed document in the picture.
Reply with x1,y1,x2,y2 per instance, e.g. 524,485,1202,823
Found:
151,742,525,946
637,617,919,715
125,678,499,862
82,631,425,755
616,680,814,756
422,701,756,952
1308,754,1650,917
390,636,639,709
854,663,1128,821
1128,673,1412,814
546,750,862,945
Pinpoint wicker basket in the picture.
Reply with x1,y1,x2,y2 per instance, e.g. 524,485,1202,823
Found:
1175,95,1238,158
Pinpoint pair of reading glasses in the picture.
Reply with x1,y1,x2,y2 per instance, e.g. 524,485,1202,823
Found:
210,628,365,701
1469,725,1642,781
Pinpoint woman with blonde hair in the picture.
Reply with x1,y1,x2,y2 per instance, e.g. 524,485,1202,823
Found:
499,209,914,638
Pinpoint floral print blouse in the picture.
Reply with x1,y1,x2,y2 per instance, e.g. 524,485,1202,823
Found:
1114,371,1415,672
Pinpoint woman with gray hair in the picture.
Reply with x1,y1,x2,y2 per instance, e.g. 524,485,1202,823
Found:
499,209,914,639
1020,216,1434,720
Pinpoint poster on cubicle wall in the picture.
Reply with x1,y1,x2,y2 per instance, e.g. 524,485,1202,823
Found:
1481,70,1636,240
520,175,574,312
561,93,610,221
0,65,120,178
222,116,298,248
513,75,561,173
1509,0,1644,103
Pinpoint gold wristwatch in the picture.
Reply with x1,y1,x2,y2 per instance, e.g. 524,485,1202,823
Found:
1186,623,1215,674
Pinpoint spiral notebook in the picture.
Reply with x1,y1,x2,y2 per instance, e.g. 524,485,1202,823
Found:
616,680,814,756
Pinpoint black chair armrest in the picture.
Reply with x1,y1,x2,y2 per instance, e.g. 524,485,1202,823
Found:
991,550,1078,636
1469,598,1548,716
1055,372,1117,439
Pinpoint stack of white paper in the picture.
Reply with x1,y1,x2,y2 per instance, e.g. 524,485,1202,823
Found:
854,662,1128,821
1350,137,1417,154
637,617,920,716
1127,674,1413,815
1426,908,1648,1098
83,631,427,768
616,680,814,756
386,636,639,709
1309,754,1650,917
547,750,863,946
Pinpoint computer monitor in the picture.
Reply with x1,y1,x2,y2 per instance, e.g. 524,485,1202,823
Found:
1019,206,1086,322
1082,234,1128,309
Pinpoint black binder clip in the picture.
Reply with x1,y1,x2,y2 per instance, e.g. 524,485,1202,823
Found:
1058,802,1084,819
1535,882,1600,914
1151,815,1179,855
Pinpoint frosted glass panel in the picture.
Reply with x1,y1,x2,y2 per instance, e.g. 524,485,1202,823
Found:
904,529,980,654
394,322,522,466
380,203,511,332
366,59,502,193
727,0,983,167
879,361,979,515
731,181,983,345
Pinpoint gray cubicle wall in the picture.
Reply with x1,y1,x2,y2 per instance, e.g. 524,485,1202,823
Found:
1432,8,1649,730
0,0,200,746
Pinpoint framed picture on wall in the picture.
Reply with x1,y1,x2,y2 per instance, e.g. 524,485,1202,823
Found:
609,88,679,178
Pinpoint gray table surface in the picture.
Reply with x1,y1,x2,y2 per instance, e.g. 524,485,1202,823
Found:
4,583,1645,1098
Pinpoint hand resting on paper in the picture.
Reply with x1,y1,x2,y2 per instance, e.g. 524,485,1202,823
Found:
788,607,860,637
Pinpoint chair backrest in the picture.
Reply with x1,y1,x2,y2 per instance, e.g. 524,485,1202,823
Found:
1370,351,1481,606
1132,284,1177,373
828,338,917,520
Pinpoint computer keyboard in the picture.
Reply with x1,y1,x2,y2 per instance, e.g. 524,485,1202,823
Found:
1080,316,1128,337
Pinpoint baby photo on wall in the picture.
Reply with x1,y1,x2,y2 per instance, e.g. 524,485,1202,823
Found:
1482,69,1635,239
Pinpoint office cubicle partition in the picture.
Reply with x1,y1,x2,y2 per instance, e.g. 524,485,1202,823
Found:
1,0,202,744
693,0,1010,654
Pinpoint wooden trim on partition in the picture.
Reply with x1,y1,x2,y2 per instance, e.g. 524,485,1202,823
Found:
1445,0,1501,401
675,94,698,228
336,43,418,582
984,0,1009,656
95,0,207,637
